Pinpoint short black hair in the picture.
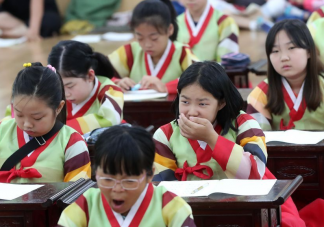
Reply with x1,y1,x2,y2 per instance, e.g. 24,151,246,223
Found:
12,62,66,123
95,125,155,176
48,40,114,79
172,61,243,135
130,0,178,41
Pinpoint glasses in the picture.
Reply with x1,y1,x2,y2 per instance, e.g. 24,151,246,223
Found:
96,175,146,190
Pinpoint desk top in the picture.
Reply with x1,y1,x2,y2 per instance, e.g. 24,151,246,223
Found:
267,140,324,151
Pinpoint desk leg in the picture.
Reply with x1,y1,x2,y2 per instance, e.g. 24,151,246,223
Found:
261,208,279,227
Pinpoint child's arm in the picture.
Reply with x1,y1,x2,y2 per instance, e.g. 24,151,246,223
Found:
67,84,124,134
63,132,91,182
246,81,273,131
27,0,43,41
58,194,88,227
216,14,239,62
153,124,179,181
212,113,267,179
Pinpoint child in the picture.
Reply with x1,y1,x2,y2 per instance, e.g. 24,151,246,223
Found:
108,0,198,94
0,0,60,41
0,62,91,183
177,0,239,61
153,61,267,181
58,125,196,227
48,40,124,135
247,19,324,131
308,17,324,64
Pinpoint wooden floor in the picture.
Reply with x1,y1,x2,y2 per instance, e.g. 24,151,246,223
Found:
0,30,267,118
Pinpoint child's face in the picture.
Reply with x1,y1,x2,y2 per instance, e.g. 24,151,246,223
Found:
134,23,173,60
96,167,152,216
63,72,95,105
179,83,225,124
13,95,64,137
269,30,309,81
181,0,207,13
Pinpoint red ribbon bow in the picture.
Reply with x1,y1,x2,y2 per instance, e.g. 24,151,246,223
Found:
175,161,213,181
0,167,42,183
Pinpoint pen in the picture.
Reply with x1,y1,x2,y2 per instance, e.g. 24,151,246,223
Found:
191,183,209,194
131,83,141,91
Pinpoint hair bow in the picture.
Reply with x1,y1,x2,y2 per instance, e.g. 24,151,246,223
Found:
23,63,32,67
47,64,56,73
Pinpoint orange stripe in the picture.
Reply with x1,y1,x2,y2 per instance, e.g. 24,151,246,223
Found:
155,153,177,171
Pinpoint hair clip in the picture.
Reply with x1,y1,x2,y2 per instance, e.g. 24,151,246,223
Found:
47,64,56,73
23,63,32,67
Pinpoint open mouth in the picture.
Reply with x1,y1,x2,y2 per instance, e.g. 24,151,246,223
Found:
113,200,125,207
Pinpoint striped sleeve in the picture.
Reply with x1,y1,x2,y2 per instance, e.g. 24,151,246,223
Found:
153,124,178,181
212,112,267,179
161,189,196,227
307,6,324,25
64,132,91,182
216,14,239,62
67,85,124,134
58,194,89,227
180,46,199,72
246,81,273,131
108,44,133,78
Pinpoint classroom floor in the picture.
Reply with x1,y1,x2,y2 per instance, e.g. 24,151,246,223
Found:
0,30,267,118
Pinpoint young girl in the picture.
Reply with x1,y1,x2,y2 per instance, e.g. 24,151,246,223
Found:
48,40,124,135
108,0,198,94
58,125,196,227
247,19,324,131
177,0,239,61
0,62,91,183
153,61,267,182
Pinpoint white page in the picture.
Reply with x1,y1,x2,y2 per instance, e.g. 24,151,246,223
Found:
265,130,324,144
158,179,276,197
124,89,167,101
0,37,27,48
102,32,133,41
72,35,101,43
0,183,43,200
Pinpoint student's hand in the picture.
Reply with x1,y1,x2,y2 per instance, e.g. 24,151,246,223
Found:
140,76,167,93
178,113,218,149
25,29,42,42
116,78,136,92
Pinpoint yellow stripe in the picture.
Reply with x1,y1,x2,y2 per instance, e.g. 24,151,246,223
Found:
59,202,87,227
154,153,177,171
108,87,124,98
240,136,266,148
162,196,191,225
64,162,91,182
77,118,90,135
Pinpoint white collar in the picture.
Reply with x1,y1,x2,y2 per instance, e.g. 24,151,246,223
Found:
146,40,172,77
281,77,305,111
185,1,212,36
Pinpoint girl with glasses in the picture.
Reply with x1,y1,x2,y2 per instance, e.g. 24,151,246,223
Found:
58,125,196,227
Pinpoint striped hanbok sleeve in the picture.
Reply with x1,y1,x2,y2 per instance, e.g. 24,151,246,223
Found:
246,80,273,131
216,14,239,62
67,85,124,134
108,44,133,78
161,188,196,227
180,45,199,71
58,194,89,227
212,112,267,179
307,6,324,25
64,132,91,182
153,124,178,181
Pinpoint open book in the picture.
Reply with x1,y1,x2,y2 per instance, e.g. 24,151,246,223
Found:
264,130,324,144
124,89,168,101
158,179,276,197
0,183,43,200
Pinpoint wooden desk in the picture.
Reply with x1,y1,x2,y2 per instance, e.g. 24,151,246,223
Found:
124,88,251,131
267,141,324,209
58,177,302,227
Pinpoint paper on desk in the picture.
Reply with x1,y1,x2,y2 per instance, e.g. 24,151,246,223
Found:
264,130,324,144
124,89,167,101
72,35,102,43
102,32,133,41
0,183,43,200
158,179,276,197
0,37,27,48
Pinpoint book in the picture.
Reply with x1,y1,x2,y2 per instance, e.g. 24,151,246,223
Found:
158,179,276,197
0,183,43,200
264,130,324,144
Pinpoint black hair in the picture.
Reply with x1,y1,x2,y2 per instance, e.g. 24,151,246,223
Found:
265,19,324,114
48,40,114,79
172,61,243,135
95,125,155,176
12,62,66,123
130,0,178,41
